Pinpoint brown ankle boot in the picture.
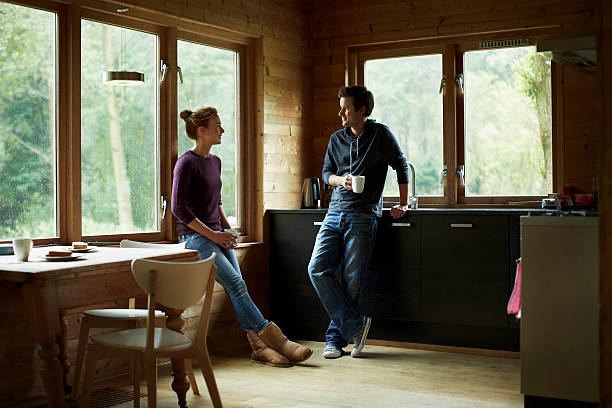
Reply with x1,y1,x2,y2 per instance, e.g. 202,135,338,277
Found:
246,330,291,367
258,322,313,363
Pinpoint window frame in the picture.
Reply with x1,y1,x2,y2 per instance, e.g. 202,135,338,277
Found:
79,10,165,243
348,28,563,207
176,31,246,233
0,0,262,245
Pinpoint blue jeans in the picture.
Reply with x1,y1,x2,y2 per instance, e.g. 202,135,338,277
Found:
308,211,378,348
180,233,269,332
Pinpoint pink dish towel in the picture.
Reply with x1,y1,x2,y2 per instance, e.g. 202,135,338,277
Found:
507,262,521,317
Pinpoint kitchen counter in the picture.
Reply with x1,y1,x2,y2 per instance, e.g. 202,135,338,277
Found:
268,207,545,216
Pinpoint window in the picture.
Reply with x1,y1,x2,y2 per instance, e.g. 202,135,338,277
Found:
351,36,554,206
463,46,552,196
177,40,239,226
0,2,57,240
365,54,444,197
81,20,159,235
0,1,259,244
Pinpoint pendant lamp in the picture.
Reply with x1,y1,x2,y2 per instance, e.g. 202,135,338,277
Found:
103,70,144,86
103,15,144,86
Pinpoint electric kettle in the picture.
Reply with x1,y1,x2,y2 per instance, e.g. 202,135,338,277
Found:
301,177,321,208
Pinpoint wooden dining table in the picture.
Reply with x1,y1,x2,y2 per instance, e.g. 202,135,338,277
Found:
0,245,201,408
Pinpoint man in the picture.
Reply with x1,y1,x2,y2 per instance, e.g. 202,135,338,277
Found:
308,85,410,359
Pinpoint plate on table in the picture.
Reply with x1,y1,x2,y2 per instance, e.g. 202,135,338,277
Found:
68,246,96,253
45,254,84,262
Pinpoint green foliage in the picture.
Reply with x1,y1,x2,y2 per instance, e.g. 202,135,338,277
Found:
80,20,158,234
0,3,55,239
366,54,444,197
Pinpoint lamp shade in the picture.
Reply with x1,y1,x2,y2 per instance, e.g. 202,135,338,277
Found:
103,71,145,86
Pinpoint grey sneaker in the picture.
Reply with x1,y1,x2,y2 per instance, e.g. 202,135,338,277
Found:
351,316,372,358
323,344,343,359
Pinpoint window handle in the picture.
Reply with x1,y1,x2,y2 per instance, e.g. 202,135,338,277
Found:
439,75,447,94
160,195,169,219
439,165,448,184
457,165,465,186
177,65,183,84
455,73,464,94
160,60,170,82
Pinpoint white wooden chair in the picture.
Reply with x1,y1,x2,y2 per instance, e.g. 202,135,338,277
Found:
71,240,200,399
79,253,221,408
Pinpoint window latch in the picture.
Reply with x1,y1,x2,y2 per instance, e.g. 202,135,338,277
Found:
439,165,448,184
457,165,465,186
160,60,170,82
160,195,169,219
439,75,447,94
177,65,183,84
455,73,464,94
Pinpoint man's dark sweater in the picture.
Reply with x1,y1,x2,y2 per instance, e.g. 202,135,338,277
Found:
323,119,409,216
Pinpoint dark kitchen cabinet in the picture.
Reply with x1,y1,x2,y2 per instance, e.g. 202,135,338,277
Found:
359,215,421,321
267,209,526,350
268,210,328,341
421,215,510,327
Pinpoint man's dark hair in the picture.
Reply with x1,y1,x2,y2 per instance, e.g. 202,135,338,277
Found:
338,86,374,117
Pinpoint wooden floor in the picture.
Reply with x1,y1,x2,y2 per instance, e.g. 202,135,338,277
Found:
112,341,523,408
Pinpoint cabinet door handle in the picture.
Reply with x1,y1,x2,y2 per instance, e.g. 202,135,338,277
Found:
391,222,412,227
313,221,323,226
451,223,473,228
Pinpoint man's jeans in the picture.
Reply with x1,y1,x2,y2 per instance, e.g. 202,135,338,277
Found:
180,233,269,332
308,211,377,348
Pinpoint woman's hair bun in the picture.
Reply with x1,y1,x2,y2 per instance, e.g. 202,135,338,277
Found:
180,110,192,120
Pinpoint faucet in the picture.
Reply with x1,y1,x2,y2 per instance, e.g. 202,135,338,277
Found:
407,162,418,209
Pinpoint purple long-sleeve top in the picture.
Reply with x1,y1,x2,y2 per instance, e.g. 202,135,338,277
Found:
171,150,223,236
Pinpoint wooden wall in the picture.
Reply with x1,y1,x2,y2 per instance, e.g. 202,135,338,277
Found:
562,67,600,193
311,0,601,193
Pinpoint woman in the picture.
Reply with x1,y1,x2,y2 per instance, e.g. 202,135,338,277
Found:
172,107,312,367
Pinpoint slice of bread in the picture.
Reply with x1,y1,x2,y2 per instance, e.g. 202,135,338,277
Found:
47,250,72,257
72,242,88,249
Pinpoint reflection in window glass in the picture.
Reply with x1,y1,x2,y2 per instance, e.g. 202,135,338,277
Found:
0,3,56,239
365,54,444,197
177,41,238,226
464,47,552,196
81,21,158,234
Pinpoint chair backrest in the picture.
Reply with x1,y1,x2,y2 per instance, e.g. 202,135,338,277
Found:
131,253,216,310
120,239,187,250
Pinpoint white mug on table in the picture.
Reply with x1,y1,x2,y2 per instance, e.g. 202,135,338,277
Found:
12,238,33,262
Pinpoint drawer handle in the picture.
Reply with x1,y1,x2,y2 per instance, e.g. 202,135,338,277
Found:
391,222,412,227
451,223,473,228
313,221,323,226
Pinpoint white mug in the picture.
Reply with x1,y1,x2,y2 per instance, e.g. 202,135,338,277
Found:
12,238,33,262
352,175,365,193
